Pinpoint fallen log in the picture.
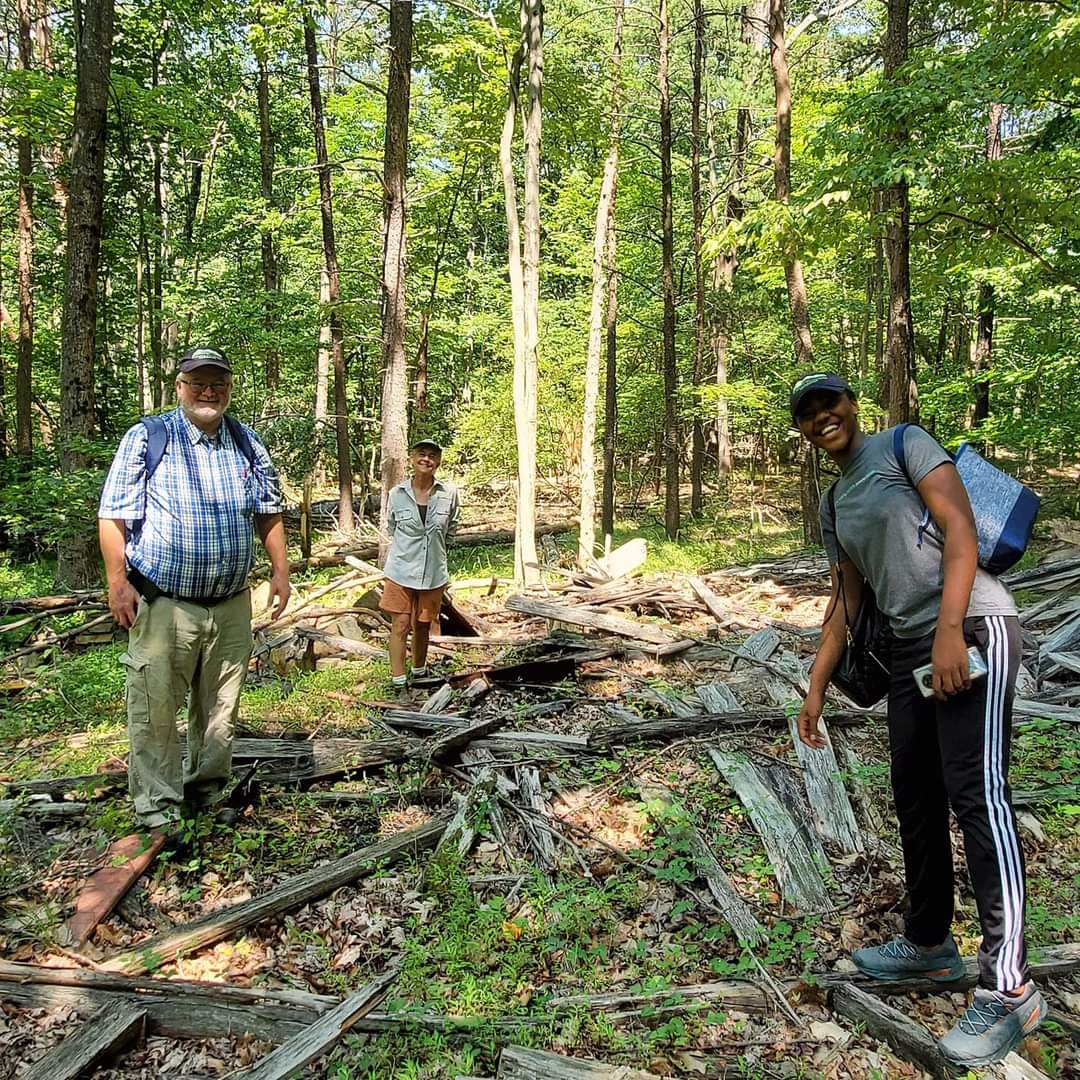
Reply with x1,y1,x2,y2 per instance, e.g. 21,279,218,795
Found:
830,981,949,1079
0,797,88,820
293,626,385,659
589,708,863,749
105,813,451,975
440,646,619,690
4,945,1078,1045
22,1000,146,1080
498,1046,660,1079
505,595,681,648
235,961,400,1079
708,747,831,914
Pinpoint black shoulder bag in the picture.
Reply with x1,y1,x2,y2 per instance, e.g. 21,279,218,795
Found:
825,483,891,708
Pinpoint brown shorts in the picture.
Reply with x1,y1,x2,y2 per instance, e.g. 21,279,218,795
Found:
379,579,446,623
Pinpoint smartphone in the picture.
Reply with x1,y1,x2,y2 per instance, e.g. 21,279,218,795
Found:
913,646,989,698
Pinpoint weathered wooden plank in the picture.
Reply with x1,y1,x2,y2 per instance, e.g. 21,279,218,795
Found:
420,683,455,714
785,713,864,854
505,596,679,647
22,1000,146,1080
293,626,384,658
686,575,732,628
234,962,399,1079
830,982,949,1079
707,747,830,913
694,682,740,713
498,1046,660,1079
593,539,648,581
0,797,88,820
418,716,509,763
105,813,450,975
1001,1052,1054,1080
515,766,555,879
64,830,168,946
736,628,780,663
636,784,762,948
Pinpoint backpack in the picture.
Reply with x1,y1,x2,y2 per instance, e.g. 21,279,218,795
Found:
892,424,1039,576
139,413,256,483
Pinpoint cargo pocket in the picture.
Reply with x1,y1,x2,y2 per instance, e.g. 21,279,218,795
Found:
119,651,151,729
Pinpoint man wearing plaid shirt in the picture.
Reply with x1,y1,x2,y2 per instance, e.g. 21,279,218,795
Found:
98,346,291,831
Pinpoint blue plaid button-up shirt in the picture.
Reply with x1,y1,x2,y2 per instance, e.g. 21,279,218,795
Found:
98,407,285,599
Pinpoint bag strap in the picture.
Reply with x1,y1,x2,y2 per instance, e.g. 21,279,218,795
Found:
138,415,169,482
826,481,853,633
223,414,256,468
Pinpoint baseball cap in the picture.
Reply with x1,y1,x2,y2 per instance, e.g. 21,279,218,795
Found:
789,372,854,420
177,346,232,375
410,438,443,454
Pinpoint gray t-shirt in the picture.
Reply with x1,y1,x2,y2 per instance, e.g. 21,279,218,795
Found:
820,426,1016,639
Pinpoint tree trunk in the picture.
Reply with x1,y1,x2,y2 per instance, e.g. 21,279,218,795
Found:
659,0,679,541
315,267,331,460
515,0,543,585
769,0,812,368
16,0,35,456
689,0,705,516
580,0,623,566
257,56,280,392
379,0,412,560
972,103,1002,433
150,41,166,410
57,0,114,586
304,12,354,531
600,0,624,544
768,0,819,544
883,0,917,426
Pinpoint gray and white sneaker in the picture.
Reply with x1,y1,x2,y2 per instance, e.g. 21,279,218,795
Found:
940,984,1047,1067
852,933,965,982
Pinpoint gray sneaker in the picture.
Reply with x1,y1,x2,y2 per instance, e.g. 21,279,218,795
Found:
852,933,965,982
940,984,1047,1067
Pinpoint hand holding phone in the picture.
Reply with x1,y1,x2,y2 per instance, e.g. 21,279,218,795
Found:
913,646,988,698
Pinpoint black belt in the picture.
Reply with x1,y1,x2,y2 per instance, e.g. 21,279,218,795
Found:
128,567,247,608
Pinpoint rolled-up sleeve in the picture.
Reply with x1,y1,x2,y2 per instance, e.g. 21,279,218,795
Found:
446,486,461,542
99,425,149,521
250,433,285,515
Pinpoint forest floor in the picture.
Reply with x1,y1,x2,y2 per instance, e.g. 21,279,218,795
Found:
1,477,1078,1080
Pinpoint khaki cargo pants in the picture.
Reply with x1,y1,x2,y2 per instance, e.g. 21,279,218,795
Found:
121,589,252,828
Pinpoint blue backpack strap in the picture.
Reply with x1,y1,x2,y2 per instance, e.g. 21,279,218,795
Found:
223,414,256,467
892,422,911,480
138,415,169,482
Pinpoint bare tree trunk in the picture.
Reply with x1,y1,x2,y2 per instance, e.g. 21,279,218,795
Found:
16,0,34,456
708,0,767,482
514,0,543,585
580,0,623,566
150,38,167,410
600,0,624,544
659,0,679,541
379,0,412,559
769,0,812,367
305,11,353,531
257,55,280,391
973,103,1002,434
315,267,330,446
135,245,148,412
415,154,470,419
58,0,114,586
883,0,917,426
768,0,819,545
689,0,705,516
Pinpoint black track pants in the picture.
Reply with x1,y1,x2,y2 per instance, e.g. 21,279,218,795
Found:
888,615,1028,991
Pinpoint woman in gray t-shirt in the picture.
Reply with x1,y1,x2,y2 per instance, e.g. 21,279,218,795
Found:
789,372,1042,1069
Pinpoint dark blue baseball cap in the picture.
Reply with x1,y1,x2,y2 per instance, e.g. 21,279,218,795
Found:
789,372,854,420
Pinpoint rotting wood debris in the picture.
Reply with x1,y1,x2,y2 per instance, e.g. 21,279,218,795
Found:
1,543,1079,1077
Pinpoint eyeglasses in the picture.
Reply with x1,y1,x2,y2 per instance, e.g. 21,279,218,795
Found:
179,379,232,395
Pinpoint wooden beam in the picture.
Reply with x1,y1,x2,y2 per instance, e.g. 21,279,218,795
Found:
22,1001,146,1080
498,1046,660,1079
234,962,400,1078
505,595,679,647
708,747,830,913
830,982,949,1079
105,814,450,975
64,830,168,946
